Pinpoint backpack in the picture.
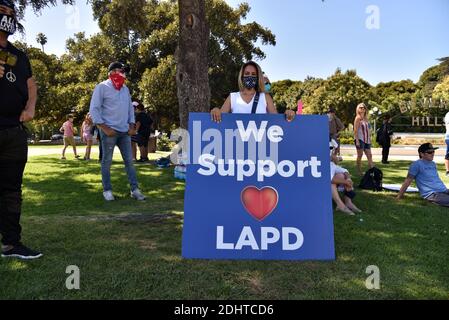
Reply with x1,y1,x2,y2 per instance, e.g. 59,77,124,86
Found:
156,157,171,168
359,167,383,191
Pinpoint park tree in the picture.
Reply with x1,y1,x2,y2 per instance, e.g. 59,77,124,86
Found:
87,0,275,129
176,0,210,129
304,69,372,125
36,32,47,52
432,76,449,102
418,57,449,97
139,55,179,132
14,0,275,131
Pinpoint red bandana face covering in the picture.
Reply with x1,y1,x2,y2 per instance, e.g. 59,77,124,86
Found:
109,73,126,90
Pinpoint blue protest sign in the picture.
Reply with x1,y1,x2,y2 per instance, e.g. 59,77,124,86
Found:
182,113,335,260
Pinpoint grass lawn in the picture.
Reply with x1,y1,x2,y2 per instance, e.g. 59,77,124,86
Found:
0,150,448,299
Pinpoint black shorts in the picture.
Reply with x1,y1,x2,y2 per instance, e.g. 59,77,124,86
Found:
136,133,149,147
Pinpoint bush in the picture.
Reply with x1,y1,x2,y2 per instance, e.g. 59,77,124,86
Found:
157,133,175,151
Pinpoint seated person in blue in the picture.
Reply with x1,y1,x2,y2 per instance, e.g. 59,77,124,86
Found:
397,143,449,207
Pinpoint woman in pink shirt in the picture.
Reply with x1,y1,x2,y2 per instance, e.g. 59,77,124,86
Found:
59,114,80,160
81,113,94,160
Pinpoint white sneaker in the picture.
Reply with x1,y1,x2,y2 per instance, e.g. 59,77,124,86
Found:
103,190,115,201
131,188,146,201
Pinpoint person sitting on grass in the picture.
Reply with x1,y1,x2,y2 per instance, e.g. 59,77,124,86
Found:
397,143,449,207
330,140,362,215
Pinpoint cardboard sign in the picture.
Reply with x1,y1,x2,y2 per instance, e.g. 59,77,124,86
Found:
182,113,335,260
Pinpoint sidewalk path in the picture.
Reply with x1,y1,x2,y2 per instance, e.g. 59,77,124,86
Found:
28,146,98,157
340,145,445,163
29,145,446,163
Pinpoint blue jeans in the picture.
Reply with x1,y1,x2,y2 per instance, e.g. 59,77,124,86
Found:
100,130,139,192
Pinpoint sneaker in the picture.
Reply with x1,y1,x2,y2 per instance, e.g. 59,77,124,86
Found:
1,244,43,260
103,190,115,201
131,188,146,201
61,156,66,160
75,155,81,159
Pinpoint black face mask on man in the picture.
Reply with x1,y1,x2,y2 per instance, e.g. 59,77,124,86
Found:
0,13,16,35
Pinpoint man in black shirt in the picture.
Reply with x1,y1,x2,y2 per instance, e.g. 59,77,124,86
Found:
0,0,41,259
134,102,153,162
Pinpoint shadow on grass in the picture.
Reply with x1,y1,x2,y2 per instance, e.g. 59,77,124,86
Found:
22,156,185,217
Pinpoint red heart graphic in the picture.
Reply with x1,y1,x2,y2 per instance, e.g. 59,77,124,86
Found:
241,186,279,221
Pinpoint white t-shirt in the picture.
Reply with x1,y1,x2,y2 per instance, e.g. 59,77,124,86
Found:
330,162,349,181
444,112,449,140
230,92,267,114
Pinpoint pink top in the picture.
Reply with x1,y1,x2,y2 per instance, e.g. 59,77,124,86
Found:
61,121,74,137
82,122,93,137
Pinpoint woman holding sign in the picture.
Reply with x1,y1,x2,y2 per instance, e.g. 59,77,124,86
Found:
211,61,295,121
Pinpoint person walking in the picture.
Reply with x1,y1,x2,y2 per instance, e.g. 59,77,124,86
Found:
59,114,80,160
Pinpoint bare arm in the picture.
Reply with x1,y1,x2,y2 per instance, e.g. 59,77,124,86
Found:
20,77,37,122
354,117,360,145
397,175,414,200
266,93,277,114
211,95,231,123
332,175,353,189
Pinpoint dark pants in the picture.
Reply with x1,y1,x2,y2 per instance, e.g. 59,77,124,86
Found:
427,191,449,207
0,126,28,246
382,141,391,163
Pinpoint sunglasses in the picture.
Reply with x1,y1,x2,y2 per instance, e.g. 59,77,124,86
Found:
425,151,435,154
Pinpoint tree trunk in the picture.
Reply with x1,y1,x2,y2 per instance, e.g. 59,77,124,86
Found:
176,0,210,129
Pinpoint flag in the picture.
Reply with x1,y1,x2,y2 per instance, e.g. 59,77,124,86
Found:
297,100,304,115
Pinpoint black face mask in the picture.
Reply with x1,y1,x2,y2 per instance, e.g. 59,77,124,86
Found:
0,13,17,35
243,76,258,89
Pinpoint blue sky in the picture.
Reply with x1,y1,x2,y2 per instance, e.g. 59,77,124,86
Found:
10,0,449,85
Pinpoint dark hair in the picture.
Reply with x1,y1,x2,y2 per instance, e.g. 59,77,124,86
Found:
66,114,74,120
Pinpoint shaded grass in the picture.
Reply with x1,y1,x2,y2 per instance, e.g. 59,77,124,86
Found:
0,154,448,299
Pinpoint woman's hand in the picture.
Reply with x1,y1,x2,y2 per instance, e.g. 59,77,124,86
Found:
285,109,295,122
211,107,222,123
355,139,360,148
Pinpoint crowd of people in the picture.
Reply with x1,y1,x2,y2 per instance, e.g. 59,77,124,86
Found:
0,0,447,260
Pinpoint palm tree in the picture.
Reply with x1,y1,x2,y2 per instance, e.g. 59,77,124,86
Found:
36,33,47,52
